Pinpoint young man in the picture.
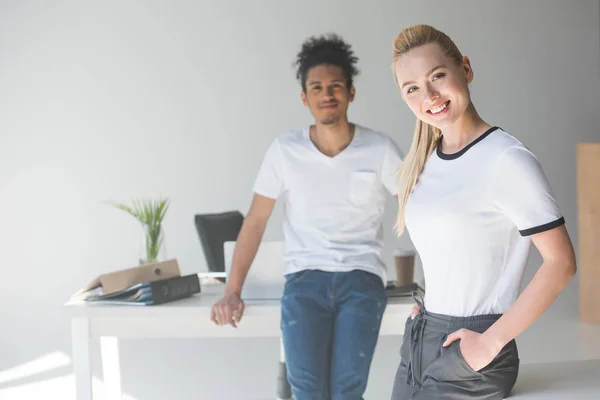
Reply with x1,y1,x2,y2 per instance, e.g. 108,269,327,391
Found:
211,34,403,400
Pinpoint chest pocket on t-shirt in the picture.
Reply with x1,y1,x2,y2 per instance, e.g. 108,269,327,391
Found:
349,171,378,205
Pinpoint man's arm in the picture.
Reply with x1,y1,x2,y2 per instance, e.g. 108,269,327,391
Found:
211,193,276,327
225,193,276,296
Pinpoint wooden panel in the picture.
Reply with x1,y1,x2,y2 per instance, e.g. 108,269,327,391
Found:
577,143,600,323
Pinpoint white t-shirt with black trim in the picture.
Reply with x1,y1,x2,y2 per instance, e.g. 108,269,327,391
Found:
253,124,403,284
406,127,564,316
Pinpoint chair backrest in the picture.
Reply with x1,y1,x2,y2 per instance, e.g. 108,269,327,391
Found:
194,211,244,273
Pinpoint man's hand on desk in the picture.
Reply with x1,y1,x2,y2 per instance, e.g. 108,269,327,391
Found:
211,293,245,328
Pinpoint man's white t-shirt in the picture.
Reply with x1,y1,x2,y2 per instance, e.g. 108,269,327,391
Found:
406,126,564,317
253,124,403,284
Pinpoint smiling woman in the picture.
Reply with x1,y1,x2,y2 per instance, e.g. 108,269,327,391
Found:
388,24,576,400
395,42,475,137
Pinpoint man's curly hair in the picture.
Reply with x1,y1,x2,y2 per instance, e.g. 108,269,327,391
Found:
294,33,359,92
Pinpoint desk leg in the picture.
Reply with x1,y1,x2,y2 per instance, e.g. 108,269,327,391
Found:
72,318,92,400
277,337,292,400
100,336,122,400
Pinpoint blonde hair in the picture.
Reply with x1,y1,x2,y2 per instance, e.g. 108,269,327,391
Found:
392,24,464,234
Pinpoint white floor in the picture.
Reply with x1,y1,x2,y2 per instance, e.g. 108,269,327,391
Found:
511,359,600,399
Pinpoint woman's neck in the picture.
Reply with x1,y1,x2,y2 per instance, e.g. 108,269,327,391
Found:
440,103,491,154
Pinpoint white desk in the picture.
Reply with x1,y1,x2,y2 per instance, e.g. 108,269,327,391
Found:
64,286,414,400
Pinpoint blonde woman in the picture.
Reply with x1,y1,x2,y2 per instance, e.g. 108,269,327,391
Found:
390,24,576,399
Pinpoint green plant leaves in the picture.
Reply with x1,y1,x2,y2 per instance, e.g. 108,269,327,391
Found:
106,197,170,264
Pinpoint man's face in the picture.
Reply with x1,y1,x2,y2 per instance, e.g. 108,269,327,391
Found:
301,64,355,125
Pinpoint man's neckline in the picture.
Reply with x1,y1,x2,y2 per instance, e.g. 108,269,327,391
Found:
306,123,360,160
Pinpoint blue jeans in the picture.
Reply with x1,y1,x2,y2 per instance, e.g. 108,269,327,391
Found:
281,269,387,400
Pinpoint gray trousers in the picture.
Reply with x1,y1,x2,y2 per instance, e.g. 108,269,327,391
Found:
391,307,519,400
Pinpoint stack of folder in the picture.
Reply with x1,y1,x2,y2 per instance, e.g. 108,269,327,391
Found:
70,259,200,305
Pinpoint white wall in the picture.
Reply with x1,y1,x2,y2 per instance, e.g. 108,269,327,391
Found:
0,1,598,399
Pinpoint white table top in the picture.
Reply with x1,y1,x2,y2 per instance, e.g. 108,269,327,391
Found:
64,285,415,338
64,284,415,318
64,286,279,318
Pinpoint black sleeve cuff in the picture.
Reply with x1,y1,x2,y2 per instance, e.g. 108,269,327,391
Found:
519,217,565,237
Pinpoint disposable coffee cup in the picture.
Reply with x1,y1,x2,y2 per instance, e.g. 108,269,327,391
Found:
393,249,415,286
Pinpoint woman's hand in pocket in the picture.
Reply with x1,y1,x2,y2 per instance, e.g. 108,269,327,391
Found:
443,329,502,371
410,303,420,319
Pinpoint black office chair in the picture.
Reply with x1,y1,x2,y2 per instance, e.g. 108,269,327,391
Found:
194,211,244,274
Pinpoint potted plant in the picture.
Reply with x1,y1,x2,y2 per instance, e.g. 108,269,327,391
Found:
107,197,170,265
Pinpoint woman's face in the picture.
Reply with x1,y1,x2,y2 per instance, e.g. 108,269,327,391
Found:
394,43,473,130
